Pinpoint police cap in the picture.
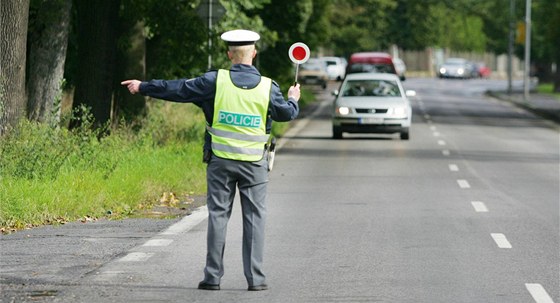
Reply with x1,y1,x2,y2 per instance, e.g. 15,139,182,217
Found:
221,29,260,46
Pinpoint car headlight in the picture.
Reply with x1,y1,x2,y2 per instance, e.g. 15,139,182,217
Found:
337,106,350,115
390,107,407,117
458,68,464,75
439,67,446,74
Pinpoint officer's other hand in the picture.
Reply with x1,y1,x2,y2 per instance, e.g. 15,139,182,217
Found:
288,83,300,102
121,80,141,94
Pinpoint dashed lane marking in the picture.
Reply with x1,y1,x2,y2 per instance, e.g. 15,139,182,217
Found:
525,283,555,303
457,179,471,188
442,150,450,156
491,233,512,249
471,201,489,212
448,164,459,172
438,140,446,146
118,252,154,262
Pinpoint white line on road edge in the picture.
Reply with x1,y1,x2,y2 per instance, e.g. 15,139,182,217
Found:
525,283,555,303
442,150,450,156
142,239,174,247
161,205,208,235
118,252,154,262
491,233,512,249
457,179,471,188
438,140,446,146
471,201,489,212
448,164,459,172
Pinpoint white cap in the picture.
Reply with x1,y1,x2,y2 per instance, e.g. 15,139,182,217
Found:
220,29,260,46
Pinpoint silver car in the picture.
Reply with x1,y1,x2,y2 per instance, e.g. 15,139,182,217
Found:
438,58,476,79
332,73,414,140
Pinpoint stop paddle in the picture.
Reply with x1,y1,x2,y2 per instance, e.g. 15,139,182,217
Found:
288,42,310,86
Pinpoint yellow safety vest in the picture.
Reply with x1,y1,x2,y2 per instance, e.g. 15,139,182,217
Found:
208,69,271,161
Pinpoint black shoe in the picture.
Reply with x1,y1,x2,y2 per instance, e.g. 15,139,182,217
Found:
248,284,268,291
198,281,220,290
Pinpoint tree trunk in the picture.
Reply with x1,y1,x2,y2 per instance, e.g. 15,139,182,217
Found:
26,0,72,124
71,0,120,129
113,21,146,124
0,0,30,135
554,47,560,93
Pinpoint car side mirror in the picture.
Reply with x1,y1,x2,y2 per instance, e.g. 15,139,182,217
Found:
332,90,339,96
405,90,416,97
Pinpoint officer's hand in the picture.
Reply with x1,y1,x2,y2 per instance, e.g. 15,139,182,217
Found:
121,80,141,94
288,83,301,102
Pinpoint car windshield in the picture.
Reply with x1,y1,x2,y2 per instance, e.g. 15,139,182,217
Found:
445,59,466,65
341,79,401,97
348,63,394,74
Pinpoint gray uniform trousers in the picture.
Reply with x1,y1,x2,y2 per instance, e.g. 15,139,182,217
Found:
203,155,268,286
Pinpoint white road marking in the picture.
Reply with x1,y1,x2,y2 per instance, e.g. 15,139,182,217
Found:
143,239,174,247
491,233,512,249
525,283,555,303
161,205,208,235
430,125,437,131
438,140,446,146
448,164,459,171
457,179,471,188
442,150,450,156
118,252,154,262
433,132,441,137
471,201,489,212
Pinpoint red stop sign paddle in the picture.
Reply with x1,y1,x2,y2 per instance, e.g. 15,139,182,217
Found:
289,42,310,85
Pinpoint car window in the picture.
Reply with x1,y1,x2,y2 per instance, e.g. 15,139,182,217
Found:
348,63,395,74
341,79,401,97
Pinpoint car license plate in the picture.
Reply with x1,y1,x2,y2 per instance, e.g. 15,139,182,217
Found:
360,117,383,124
306,79,318,84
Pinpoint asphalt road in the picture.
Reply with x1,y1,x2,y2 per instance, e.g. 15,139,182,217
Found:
1,78,558,303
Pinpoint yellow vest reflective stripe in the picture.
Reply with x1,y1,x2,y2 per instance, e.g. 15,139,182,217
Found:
210,69,271,161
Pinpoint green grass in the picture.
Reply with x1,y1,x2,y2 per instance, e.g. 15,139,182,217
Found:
0,101,207,230
537,83,560,100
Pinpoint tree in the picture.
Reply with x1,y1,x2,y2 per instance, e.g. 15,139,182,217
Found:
70,0,120,129
26,0,72,124
0,0,30,135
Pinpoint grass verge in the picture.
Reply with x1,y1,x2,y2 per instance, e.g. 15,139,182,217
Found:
537,83,560,100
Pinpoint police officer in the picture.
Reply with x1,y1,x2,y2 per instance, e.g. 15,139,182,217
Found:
121,29,300,291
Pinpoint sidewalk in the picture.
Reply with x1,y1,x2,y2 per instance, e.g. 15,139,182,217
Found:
487,90,560,125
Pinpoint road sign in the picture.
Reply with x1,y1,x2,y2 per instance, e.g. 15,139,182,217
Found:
196,0,225,23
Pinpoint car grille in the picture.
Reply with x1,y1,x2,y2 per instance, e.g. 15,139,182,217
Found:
355,108,388,114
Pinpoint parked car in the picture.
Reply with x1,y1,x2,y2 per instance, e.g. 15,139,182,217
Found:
298,58,328,89
332,73,414,140
474,62,491,78
346,52,399,78
320,56,347,81
437,58,477,79
393,57,407,80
